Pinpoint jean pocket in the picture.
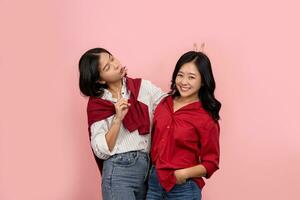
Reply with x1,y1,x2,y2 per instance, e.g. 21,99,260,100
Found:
175,179,193,186
113,154,138,167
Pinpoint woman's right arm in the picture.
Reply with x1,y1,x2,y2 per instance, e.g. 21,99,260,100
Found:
90,117,123,160
90,97,130,159
104,116,122,152
105,96,130,151
90,119,114,160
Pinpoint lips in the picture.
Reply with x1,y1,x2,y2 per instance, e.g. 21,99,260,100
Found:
120,66,127,76
179,86,191,92
120,66,125,73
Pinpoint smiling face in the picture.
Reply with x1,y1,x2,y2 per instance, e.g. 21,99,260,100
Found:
175,61,202,101
98,52,126,84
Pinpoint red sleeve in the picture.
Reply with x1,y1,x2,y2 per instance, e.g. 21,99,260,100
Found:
198,120,220,179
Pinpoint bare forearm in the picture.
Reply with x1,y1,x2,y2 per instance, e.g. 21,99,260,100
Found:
105,117,122,151
175,164,207,183
184,164,207,178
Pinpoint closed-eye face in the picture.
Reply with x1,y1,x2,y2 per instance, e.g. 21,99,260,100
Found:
98,52,125,84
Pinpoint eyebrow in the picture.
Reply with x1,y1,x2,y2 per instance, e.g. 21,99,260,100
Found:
188,73,197,76
178,71,197,76
102,54,111,71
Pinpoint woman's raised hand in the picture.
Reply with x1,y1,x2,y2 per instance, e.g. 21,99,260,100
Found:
114,88,131,121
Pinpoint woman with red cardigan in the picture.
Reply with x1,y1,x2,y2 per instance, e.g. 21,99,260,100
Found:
147,51,221,200
79,48,166,200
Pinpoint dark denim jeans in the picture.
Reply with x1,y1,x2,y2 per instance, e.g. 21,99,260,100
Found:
146,166,202,200
102,151,150,200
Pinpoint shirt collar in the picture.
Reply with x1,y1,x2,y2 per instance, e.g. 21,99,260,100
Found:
167,95,202,113
102,77,129,102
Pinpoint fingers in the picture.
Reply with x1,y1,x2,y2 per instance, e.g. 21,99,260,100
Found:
119,104,129,111
115,100,130,120
116,97,131,105
175,178,186,185
115,98,131,109
193,42,198,51
116,98,128,105
193,42,205,52
119,102,130,108
124,66,128,77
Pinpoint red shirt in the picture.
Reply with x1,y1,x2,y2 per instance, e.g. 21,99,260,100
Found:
151,95,220,192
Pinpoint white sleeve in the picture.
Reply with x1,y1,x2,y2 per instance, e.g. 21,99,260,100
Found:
90,118,114,160
141,79,167,112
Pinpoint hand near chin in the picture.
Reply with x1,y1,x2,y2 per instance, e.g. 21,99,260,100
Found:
114,88,131,120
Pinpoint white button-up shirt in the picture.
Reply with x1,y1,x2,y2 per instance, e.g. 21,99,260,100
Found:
90,78,166,160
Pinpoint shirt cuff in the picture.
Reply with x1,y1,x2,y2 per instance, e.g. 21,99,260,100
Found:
201,161,219,179
91,133,112,160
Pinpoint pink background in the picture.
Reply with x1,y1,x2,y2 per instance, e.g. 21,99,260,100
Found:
1,0,300,199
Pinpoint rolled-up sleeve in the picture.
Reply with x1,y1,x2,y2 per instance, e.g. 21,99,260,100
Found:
90,118,114,160
198,120,220,179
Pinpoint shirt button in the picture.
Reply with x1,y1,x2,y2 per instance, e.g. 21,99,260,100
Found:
167,126,170,129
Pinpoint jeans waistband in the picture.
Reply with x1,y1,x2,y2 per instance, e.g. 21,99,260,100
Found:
109,150,149,160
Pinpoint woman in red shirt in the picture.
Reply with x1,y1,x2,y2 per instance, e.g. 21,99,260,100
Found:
146,50,221,200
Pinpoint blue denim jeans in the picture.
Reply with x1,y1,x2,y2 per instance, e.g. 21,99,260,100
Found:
101,151,150,200
146,166,202,200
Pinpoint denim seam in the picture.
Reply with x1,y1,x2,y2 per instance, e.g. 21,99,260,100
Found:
143,155,150,182
110,161,115,200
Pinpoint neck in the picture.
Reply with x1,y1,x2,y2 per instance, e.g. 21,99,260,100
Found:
107,79,123,95
175,95,199,104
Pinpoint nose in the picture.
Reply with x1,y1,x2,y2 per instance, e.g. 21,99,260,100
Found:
110,60,119,70
180,77,188,85
114,64,119,70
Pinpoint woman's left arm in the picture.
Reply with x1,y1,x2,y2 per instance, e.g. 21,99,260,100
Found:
174,120,220,184
174,164,207,184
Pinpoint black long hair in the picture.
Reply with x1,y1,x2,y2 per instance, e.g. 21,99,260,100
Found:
78,48,111,97
170,51,221,121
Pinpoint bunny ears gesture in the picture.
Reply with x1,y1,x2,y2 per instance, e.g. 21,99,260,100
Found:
193,42,205,52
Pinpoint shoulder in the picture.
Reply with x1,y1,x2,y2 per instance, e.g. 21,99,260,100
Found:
190,106,218,128
154,95,171,112
197,113,220,134
138,79,161,96
140,79,156,89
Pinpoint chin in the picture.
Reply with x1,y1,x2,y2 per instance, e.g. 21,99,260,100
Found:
178,91,190,97
180,94,192,98
121,74,126,79
178,91,199,99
